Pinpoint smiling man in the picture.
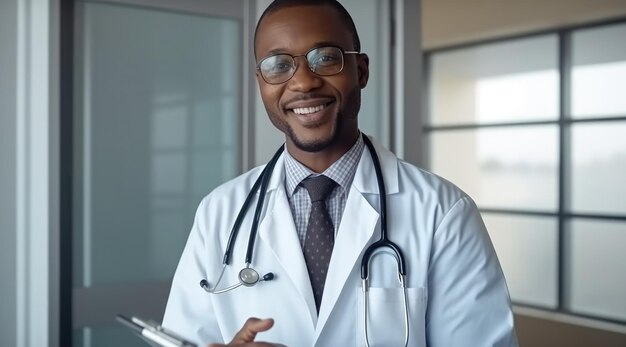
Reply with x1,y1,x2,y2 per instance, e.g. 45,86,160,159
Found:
162,1,519,346
254,3,366,173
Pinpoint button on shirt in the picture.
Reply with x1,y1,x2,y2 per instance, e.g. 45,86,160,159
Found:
284,134,365,247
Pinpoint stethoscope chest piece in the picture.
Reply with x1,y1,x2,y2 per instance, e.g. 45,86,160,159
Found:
239,268,259,286
201,265,275,294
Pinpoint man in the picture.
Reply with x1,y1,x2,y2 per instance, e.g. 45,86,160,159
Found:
163,0,519,346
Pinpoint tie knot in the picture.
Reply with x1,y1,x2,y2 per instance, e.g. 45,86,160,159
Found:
301,175,337,202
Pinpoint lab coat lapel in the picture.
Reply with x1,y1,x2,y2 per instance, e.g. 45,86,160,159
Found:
314,138,394,342
314,186,379,338
257,159,318,327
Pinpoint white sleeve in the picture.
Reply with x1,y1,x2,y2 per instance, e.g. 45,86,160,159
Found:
162,197,224,345
426,196,519,347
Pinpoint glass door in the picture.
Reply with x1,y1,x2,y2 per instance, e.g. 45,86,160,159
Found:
71,1,248,345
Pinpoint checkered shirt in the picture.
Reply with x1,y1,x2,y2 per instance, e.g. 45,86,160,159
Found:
284,134,365,247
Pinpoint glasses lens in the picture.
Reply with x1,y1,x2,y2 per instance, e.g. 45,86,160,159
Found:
259,55,294,84
307,46,343,75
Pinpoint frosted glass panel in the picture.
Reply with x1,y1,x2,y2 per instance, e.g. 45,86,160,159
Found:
572,23,626,118
430,126,558,210
74,326,146,347
567,219,626,321
483,213,558,308
571,122,626,215
430,35,558,125
74,2,240,286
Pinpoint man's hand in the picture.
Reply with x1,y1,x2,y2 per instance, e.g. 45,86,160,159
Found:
208,317,285,347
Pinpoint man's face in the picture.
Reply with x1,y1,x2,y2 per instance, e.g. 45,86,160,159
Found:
255,5,369,153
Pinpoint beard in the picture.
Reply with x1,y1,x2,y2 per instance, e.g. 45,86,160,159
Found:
268,87,361,153
286,116,342,152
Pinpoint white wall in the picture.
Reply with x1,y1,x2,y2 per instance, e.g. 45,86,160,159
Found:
423,0,626,49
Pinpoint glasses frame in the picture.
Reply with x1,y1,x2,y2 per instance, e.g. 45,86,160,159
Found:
256,45,360,85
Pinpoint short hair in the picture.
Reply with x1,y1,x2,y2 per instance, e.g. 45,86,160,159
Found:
254,0,361,58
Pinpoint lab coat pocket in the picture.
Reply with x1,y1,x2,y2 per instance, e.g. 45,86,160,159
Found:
356,286,427,347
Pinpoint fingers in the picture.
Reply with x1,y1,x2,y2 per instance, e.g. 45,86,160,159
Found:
206,317,275,347
230,317,275,344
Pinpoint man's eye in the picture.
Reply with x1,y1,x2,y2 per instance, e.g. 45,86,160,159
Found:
313,54,340,66
271,62,292,72
261,56,293,75
320,55,337,62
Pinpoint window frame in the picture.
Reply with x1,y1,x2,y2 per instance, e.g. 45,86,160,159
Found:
424,17,626,326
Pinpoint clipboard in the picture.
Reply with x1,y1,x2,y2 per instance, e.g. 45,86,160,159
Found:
116,314,198,347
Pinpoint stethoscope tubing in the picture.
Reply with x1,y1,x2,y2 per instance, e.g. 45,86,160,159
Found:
222,145,284,266
245,145,284,265
360,136,406,280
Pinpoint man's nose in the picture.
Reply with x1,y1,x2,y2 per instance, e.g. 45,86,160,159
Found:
287,57,323,92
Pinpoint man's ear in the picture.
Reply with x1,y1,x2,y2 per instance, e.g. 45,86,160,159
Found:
357,53,370,89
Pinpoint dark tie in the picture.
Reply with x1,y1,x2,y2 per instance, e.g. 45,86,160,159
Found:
301,175,337,313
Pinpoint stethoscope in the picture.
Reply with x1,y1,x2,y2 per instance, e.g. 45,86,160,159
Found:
200,134,409,347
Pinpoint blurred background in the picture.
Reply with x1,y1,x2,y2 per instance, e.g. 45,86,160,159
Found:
1,0,625,346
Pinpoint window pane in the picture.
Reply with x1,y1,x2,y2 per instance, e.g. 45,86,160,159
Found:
570,121,626,215
430,126,558,211
567,219,626,321
483,213,558,308
74,2,240,286
572,23,626,118
429,35,558,125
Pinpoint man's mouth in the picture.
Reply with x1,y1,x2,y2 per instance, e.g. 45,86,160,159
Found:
292,104,327,115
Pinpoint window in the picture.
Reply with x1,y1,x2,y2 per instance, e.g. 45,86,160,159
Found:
426,21,626,323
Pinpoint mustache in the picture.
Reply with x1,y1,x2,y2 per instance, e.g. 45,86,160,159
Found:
282,93,334,107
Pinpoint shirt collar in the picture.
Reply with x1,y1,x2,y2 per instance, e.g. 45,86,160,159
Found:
284,133,365,197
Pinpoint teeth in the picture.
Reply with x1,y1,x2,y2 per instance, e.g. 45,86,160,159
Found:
292,104,325,115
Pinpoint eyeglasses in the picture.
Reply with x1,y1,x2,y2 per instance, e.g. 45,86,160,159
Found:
257,45,360,85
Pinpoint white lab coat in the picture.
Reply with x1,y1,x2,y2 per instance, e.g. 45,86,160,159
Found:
163,138,519,347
